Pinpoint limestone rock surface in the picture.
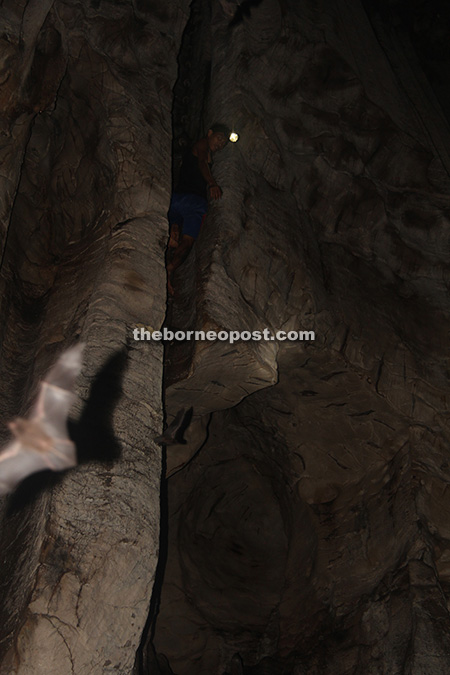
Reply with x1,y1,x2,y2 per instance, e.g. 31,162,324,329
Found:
156,0,450,673
0,0,187,672
1,0,450,674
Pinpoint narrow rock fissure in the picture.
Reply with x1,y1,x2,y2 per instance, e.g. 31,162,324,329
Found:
136,3,214,671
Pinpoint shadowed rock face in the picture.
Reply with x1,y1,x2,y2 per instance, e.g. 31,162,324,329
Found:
0,1,187,672
157,0,450,673
1,0,450,673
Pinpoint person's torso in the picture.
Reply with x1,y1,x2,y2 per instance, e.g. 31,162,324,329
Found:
175,148,211,198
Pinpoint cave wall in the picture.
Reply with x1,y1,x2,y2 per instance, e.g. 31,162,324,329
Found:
155,0,450,672
1,0,450,673
0,1,188,672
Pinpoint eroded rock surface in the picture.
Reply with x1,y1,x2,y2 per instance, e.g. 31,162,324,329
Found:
0,1,187,672
157,0,450,672
1,0,450,673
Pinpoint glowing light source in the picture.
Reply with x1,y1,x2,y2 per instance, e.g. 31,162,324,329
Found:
229,132,239,143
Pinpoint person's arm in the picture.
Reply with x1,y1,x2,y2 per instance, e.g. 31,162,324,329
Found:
193,139,222,200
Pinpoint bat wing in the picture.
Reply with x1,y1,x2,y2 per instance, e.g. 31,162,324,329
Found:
174,406,193,443
0,438,74,495
0,343,84,494
31,343,84,437
41,343,84,391
154,407,193,445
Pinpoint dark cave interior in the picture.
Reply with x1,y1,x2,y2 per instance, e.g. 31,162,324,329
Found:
1,0,450,673
362,0,450,121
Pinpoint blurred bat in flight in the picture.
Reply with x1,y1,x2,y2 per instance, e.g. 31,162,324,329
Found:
0,343,84,495
154,407,193,445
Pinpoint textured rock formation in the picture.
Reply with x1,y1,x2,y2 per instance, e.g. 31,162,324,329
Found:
0,1,187,672
1,0,450,673
154,0,450,673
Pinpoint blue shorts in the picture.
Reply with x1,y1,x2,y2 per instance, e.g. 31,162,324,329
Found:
168,192,207,240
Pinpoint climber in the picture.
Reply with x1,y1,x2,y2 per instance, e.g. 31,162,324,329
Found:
166,123,230,296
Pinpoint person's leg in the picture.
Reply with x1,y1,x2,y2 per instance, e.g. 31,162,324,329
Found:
166,223,181,268
179,194,207,239
167,195,183,252
168,223,180,249
167,234,195,296
166,194,207,295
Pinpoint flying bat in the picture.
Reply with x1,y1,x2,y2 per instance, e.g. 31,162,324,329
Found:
154,407,193,445
0,343,84,495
